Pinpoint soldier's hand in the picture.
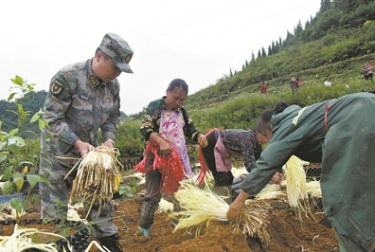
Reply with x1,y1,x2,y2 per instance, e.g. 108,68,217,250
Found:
74,140,92,158
103,139,115,149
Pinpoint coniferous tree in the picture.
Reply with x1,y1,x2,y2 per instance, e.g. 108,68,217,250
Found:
294,20,303,38
320,0,332,13
305,20,311,29
251,52,256,63
261,47,267,57
271,41,277,54
257,50,261,58
337,0,356,14
268,46,272,56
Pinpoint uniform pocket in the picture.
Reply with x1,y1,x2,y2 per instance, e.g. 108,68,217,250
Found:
68,94,94,132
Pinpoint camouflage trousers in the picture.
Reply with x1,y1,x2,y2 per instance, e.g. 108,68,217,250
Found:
39,152,118,238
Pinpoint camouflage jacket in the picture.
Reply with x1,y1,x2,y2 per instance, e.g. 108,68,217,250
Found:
140,97,200,144
41,59,120,159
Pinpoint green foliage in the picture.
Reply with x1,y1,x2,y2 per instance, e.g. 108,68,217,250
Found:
187,76,367,135
0,75,49,224
0,90,47,137
115,118,144,158
118,179,139,199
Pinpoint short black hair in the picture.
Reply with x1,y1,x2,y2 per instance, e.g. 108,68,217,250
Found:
168,79,189,94
255,100,289,134
95,48,111,60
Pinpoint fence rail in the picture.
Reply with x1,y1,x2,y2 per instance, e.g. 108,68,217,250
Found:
119,157,142,171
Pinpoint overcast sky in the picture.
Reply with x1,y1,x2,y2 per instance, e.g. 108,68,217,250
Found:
0,0,320,115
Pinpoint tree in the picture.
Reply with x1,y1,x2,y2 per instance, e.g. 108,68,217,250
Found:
268,45,272,56
320,0,332,13
261,47,267,57
272,41,277,54
294,20,303,38
251,52,256,63
337,0,356,14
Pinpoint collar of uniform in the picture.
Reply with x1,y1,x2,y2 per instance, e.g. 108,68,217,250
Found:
161,96,181,112
86,59,106,87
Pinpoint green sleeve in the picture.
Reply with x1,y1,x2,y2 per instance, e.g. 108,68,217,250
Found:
140,99,161,141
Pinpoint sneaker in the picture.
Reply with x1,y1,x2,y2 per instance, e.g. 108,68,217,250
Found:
98,234,123,252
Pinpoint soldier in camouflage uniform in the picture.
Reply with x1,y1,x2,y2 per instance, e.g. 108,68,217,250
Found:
39,33,133,252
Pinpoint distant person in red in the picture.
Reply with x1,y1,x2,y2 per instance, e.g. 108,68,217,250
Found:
260,81,268,97
296,78,302,87
290,77,299,94
361,62,373,85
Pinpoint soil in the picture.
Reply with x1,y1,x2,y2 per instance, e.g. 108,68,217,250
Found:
0,164,339,252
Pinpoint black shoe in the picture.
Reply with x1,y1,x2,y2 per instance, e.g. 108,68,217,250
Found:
98,234,123,252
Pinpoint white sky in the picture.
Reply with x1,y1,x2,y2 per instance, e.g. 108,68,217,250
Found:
0,0,320,115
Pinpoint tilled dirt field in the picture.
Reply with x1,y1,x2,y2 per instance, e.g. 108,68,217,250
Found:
0,163,339,252
1,192,338,252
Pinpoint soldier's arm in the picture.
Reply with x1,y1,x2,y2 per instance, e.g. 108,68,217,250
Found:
42,73,80,154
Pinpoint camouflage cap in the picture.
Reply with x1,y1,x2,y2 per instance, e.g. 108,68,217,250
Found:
99,33,134,73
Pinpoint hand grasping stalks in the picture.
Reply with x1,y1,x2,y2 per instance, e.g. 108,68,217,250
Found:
65,145,123,218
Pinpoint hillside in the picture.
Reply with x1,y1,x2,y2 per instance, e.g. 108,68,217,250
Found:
183,0,375,111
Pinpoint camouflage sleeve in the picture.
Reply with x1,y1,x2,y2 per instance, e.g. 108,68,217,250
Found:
140,99,161,141
101,81,120,142
181,106,200,142
42,72,79,154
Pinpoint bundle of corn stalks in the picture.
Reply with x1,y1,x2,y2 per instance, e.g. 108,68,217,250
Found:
284,155,308,209
306,180,322,199
231,167,249,178
0,224,72,252
170,181,271,244
240,200,272,246
283,155,320,223
255,181,287,201
156,198,174,213
0,224,110,252
66,146,123,218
